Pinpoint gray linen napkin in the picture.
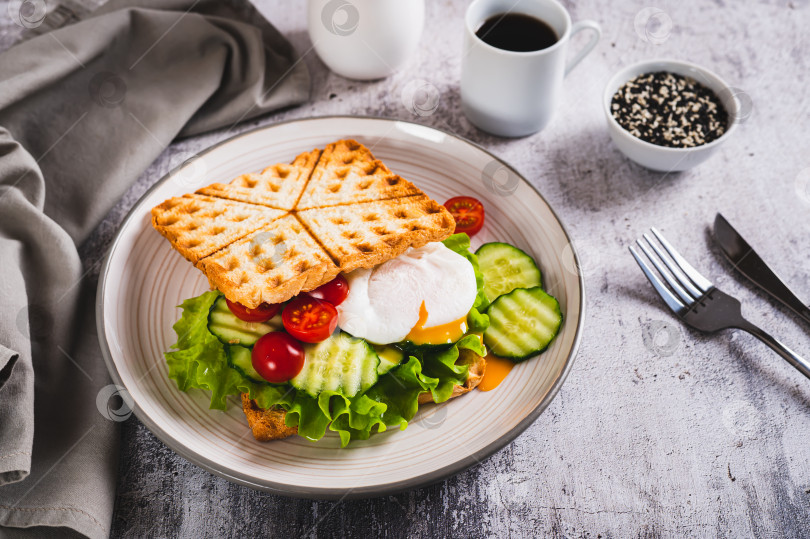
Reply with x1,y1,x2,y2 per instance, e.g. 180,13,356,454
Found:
0,0,310,536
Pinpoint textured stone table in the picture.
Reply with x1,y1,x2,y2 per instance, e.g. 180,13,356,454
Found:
8,0,810,536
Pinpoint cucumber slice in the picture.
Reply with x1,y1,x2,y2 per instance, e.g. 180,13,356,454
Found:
476,242,542,306
374,345,404,375
483,287,562,362
291,332,380,398
226,344,267,384
207,295,280,347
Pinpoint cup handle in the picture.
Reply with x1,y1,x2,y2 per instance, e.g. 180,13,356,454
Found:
564,20,602,77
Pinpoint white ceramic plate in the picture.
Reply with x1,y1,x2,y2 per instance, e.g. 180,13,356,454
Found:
97,117,584,498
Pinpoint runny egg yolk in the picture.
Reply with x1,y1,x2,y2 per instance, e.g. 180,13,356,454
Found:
405,301,468,345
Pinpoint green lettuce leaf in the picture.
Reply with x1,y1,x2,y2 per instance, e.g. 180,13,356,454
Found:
360,333,486,433
327,393,388,446
419,333,485,402
164,291,291,410
363,356,434,430
442,233,490,332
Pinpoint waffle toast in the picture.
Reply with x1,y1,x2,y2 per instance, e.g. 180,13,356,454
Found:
296,195,455,273
196,215,340,306
151,139,455,308
150,194,287,264
296,139,420,210
197,149,320,210
240,394,298,441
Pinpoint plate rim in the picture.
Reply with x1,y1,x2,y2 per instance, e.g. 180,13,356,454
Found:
96,115,586,499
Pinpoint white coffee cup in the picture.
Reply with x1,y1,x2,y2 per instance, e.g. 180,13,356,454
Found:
461,0,601,137
308,0,425,81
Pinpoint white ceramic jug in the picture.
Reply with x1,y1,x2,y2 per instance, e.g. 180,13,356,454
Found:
308,0,425,80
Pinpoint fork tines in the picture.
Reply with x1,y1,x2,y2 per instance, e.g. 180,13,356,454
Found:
629,228,714,314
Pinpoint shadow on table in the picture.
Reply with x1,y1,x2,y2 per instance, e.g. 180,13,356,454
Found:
701,227,810,408
544,125,688,212
621,256,810,411
728,337,810,410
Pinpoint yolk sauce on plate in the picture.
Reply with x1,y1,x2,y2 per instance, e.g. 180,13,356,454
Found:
478,353,514,391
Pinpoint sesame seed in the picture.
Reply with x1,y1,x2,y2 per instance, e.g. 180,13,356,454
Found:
611,71,729,148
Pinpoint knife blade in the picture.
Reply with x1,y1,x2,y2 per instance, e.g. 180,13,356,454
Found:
713,213,810,326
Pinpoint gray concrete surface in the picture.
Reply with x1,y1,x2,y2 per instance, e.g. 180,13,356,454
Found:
6,0,810,537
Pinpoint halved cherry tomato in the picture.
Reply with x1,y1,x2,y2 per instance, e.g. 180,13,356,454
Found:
444,196,485,237
282,296,338,343
305,274,349,306
251,332,305,383
226,299,281,323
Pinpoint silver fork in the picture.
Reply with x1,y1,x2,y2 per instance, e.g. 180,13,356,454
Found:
630,228,810,380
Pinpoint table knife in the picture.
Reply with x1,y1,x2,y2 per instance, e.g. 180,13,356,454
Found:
713,213,810,326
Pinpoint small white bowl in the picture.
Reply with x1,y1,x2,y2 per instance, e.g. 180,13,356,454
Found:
603,59,739,172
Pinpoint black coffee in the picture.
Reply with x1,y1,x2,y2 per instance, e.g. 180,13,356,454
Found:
475,13,558,52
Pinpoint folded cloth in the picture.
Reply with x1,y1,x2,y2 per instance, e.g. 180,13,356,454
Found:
0,1,310,536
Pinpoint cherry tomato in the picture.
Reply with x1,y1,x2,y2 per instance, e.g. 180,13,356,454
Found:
251,332,305,383
226,299,281,323
282,296,338,343
444,196,485,237
305,274,350,306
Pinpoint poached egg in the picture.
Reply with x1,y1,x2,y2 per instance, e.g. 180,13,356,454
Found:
337,242,477,345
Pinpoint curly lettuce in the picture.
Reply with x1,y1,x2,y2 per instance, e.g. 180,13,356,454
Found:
442,233,490,332
163,234,487,447
165,291,290,410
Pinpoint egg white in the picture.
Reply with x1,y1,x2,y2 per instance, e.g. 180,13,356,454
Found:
337,242,478,345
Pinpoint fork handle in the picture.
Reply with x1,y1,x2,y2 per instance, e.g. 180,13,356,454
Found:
736,320,810,380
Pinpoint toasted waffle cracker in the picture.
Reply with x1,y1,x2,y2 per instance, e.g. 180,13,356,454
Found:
197,149,320,210
150,194,286,264
196,215,339,308
296,194,455,273
296,139,420,210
